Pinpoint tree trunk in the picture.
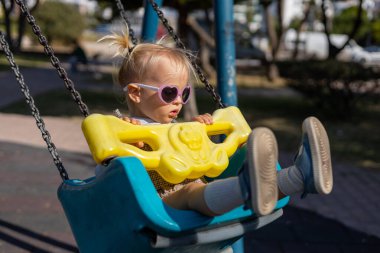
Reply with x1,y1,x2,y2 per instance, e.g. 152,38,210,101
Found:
273,0,283,57
262,1,279,81
1,0,15,50
16,0,39,52
177,4,189,46
186,15,216,78
199,40,216,79
322,0,363,59
15,13,26,52
292,1,313,60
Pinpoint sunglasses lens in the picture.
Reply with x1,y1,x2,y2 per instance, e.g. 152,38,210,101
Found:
182,86,191,103
161,86,178,103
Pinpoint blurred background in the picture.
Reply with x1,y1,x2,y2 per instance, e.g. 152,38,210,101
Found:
0,0,379,252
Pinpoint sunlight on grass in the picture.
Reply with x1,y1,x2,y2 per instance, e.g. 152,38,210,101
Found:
0,55,52,69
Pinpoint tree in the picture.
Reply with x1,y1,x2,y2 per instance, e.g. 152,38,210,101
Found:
95,0,245,44
16,0,39,50
321,0,364,59
332,6,369,40
278,60,380,118
290,0,316,60
0,0,39,52
30,1,86,44
259,0,284,81
371,20,380,44
0,0,14,49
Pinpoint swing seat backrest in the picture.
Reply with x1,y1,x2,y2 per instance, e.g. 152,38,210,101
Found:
82,106,251,184
58,156,289,253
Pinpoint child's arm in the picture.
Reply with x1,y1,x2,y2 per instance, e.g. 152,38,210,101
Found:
192,113,213,125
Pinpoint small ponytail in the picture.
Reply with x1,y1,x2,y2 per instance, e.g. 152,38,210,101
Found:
98,29,135,57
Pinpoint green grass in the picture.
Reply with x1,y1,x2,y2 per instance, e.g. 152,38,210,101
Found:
1,87,379,171
0,89,120,116
0,52,58,69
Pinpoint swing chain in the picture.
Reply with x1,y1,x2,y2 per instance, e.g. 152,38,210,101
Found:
14,0,90,117
148,0,225,109
114,0,139,47
0,31,69,181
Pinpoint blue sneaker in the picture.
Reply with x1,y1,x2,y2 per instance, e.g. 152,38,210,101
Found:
295,117,333,198
239,128,278,216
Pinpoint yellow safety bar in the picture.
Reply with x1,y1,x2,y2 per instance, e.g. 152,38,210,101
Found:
82,106,251,184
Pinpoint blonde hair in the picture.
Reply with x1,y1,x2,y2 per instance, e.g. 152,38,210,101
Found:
100,30,195,111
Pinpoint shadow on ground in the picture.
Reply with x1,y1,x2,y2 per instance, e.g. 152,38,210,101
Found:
247,206,380,253
0,219,78,253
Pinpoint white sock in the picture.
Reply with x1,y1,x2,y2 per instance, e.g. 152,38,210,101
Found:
277,165,304,196
203,177,244,215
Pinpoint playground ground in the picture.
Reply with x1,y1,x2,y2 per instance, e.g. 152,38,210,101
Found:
1,67,380,252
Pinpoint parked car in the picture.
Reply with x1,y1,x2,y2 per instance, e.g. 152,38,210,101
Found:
284,29,351,59
284,29,380,67
364,45,380,53
349,43,380,67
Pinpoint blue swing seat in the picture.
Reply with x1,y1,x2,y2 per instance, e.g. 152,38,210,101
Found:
58,148,289,253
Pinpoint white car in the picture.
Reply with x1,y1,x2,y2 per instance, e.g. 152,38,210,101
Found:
341,41,380,67
361,46,380,67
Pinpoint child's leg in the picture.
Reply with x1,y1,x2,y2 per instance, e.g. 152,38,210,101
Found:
162,179,244,217
163,128,279,217
277,117,333,198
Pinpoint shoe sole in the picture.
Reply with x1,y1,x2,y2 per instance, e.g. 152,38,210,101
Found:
247,128,278,216
303,117,333,195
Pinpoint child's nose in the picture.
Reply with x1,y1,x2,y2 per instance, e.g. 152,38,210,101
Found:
173,94,183,104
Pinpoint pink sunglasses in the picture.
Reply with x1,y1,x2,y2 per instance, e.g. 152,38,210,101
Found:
126,83,191,104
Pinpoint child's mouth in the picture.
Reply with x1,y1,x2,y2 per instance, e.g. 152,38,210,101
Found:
169,110,178,117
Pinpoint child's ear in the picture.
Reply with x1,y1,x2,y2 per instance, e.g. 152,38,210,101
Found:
127,85,141,103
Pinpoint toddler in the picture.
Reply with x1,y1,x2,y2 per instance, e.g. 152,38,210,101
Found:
97,32,333,217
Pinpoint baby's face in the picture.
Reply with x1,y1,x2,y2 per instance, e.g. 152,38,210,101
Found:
133,57,189,124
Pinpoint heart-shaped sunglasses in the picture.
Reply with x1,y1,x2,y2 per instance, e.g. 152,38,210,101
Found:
125,83,191,104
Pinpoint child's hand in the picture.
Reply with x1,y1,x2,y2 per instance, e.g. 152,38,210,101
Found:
192,113,213,125
121,116,144,148
121,116,142,126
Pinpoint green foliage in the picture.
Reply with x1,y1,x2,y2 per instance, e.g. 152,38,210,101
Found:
332,7,370,42
288,17,302,30
277,60,380,118
30,1,86,44
94,0,246,21
370,19,380,44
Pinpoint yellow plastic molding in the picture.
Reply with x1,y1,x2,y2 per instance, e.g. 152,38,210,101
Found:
82,106,251,184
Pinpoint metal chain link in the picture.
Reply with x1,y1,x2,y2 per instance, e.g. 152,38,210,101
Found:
114,0,138,47
0,31,69,181
14,0,90,117
148,0,225,108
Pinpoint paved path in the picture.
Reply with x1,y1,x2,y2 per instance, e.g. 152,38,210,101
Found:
1,67,380,252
